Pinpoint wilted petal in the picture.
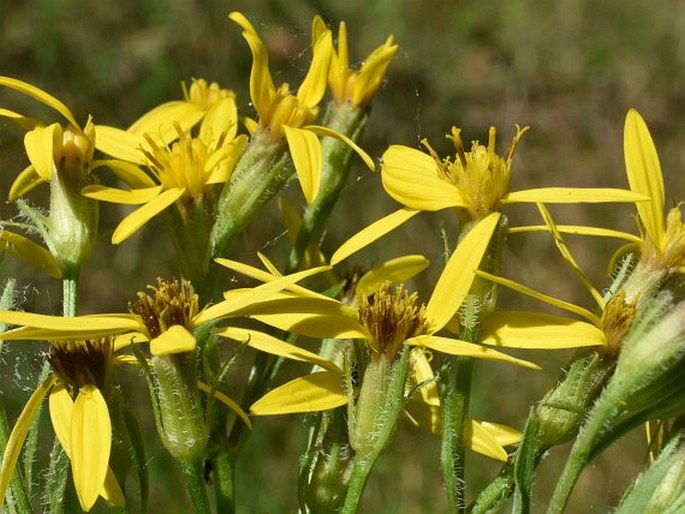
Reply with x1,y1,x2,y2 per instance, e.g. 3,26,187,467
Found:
197,381,252,430
250,371,347,415
381,145,465,211
466,420,509,462
480,311,607,349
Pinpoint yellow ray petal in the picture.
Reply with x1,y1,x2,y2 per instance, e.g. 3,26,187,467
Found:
356,254,430,298
0,311,140,334
218,326,341,373
381,145,465,211
466,420,509,461
229,12,276,118
297,30,333,108
195,265,331,324
0,107,42,130
475,270,600,326
0,230,62,278
508,224,642,243
480,311,607,349
330,208,421,265
82,185,162,205
305,125,375,171
94,125,146,164
200,96,239,142
0,375,57,507
71,385,111,512
410,348,439,405
111,187,185,244
100,468,126,507
623,108,666,248
425,212,500,331
502,187,649,204
407,334,540,369
24,124,57,181
197,381,252,430
479,421,522,447
0,76,78,127
128,101,204,140
284,126,322,203
49,384,74,453
91,159,156,189
9,165,44,200
250,371,347,415
149,324,196,356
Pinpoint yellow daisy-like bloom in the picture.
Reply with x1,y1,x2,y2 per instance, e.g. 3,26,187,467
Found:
229,12,373,204
331,125,647,265
0,338,125,512
82,104,247,243
217,214,537,461
311,16,398,108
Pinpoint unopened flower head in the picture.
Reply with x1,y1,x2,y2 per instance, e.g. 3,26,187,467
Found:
130,278,199,340
54,119,96,177
358,282,430,358
423,125,528,219
183,78,234,111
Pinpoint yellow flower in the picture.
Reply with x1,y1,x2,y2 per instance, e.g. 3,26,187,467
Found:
312,16,398,107
216,214,538,461
331,125,647,264
0,228,61,278
0,338,125,512
229,12,373,204
82,105,247,243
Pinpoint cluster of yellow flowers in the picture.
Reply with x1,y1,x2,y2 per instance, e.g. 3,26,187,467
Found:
0,11,684,514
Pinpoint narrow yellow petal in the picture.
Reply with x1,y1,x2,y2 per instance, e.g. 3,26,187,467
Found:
91,159,157,189
128,100,204,139
94,125,146,164
305,125,375,171
425,212,500,331
381,145,465,211
508,224,642,243
82,185,162,205
229,12,276,119
71,385,111,512
195,265,331,324
49,384,74,454
24,124,57,181
218,326,342,373
502,187,649,204
479,421,522,447
284,126,322,203
466,420,509,461
100,468,126,506
0,375,57,507
356,255,430,298
9,165,44,200
475,270,601,326
200,96,239,142
0,311,140,335
112,187,185,244
410,348,439,405
330,208,421,265
197,381,252,430
408,334,540,369
0,76,78,127
149,324,196,356
0,230,62,278
624,108,666,248
297,29,333,108
0,107,42,130
480,311,607,349
250,371,347,415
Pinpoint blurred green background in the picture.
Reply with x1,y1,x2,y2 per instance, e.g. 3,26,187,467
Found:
2,0,685,512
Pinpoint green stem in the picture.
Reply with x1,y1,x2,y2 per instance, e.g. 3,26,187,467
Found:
213,451,236,514
441,355,475,514
61,266,79,317
179,459,212,514
341,455,374,514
